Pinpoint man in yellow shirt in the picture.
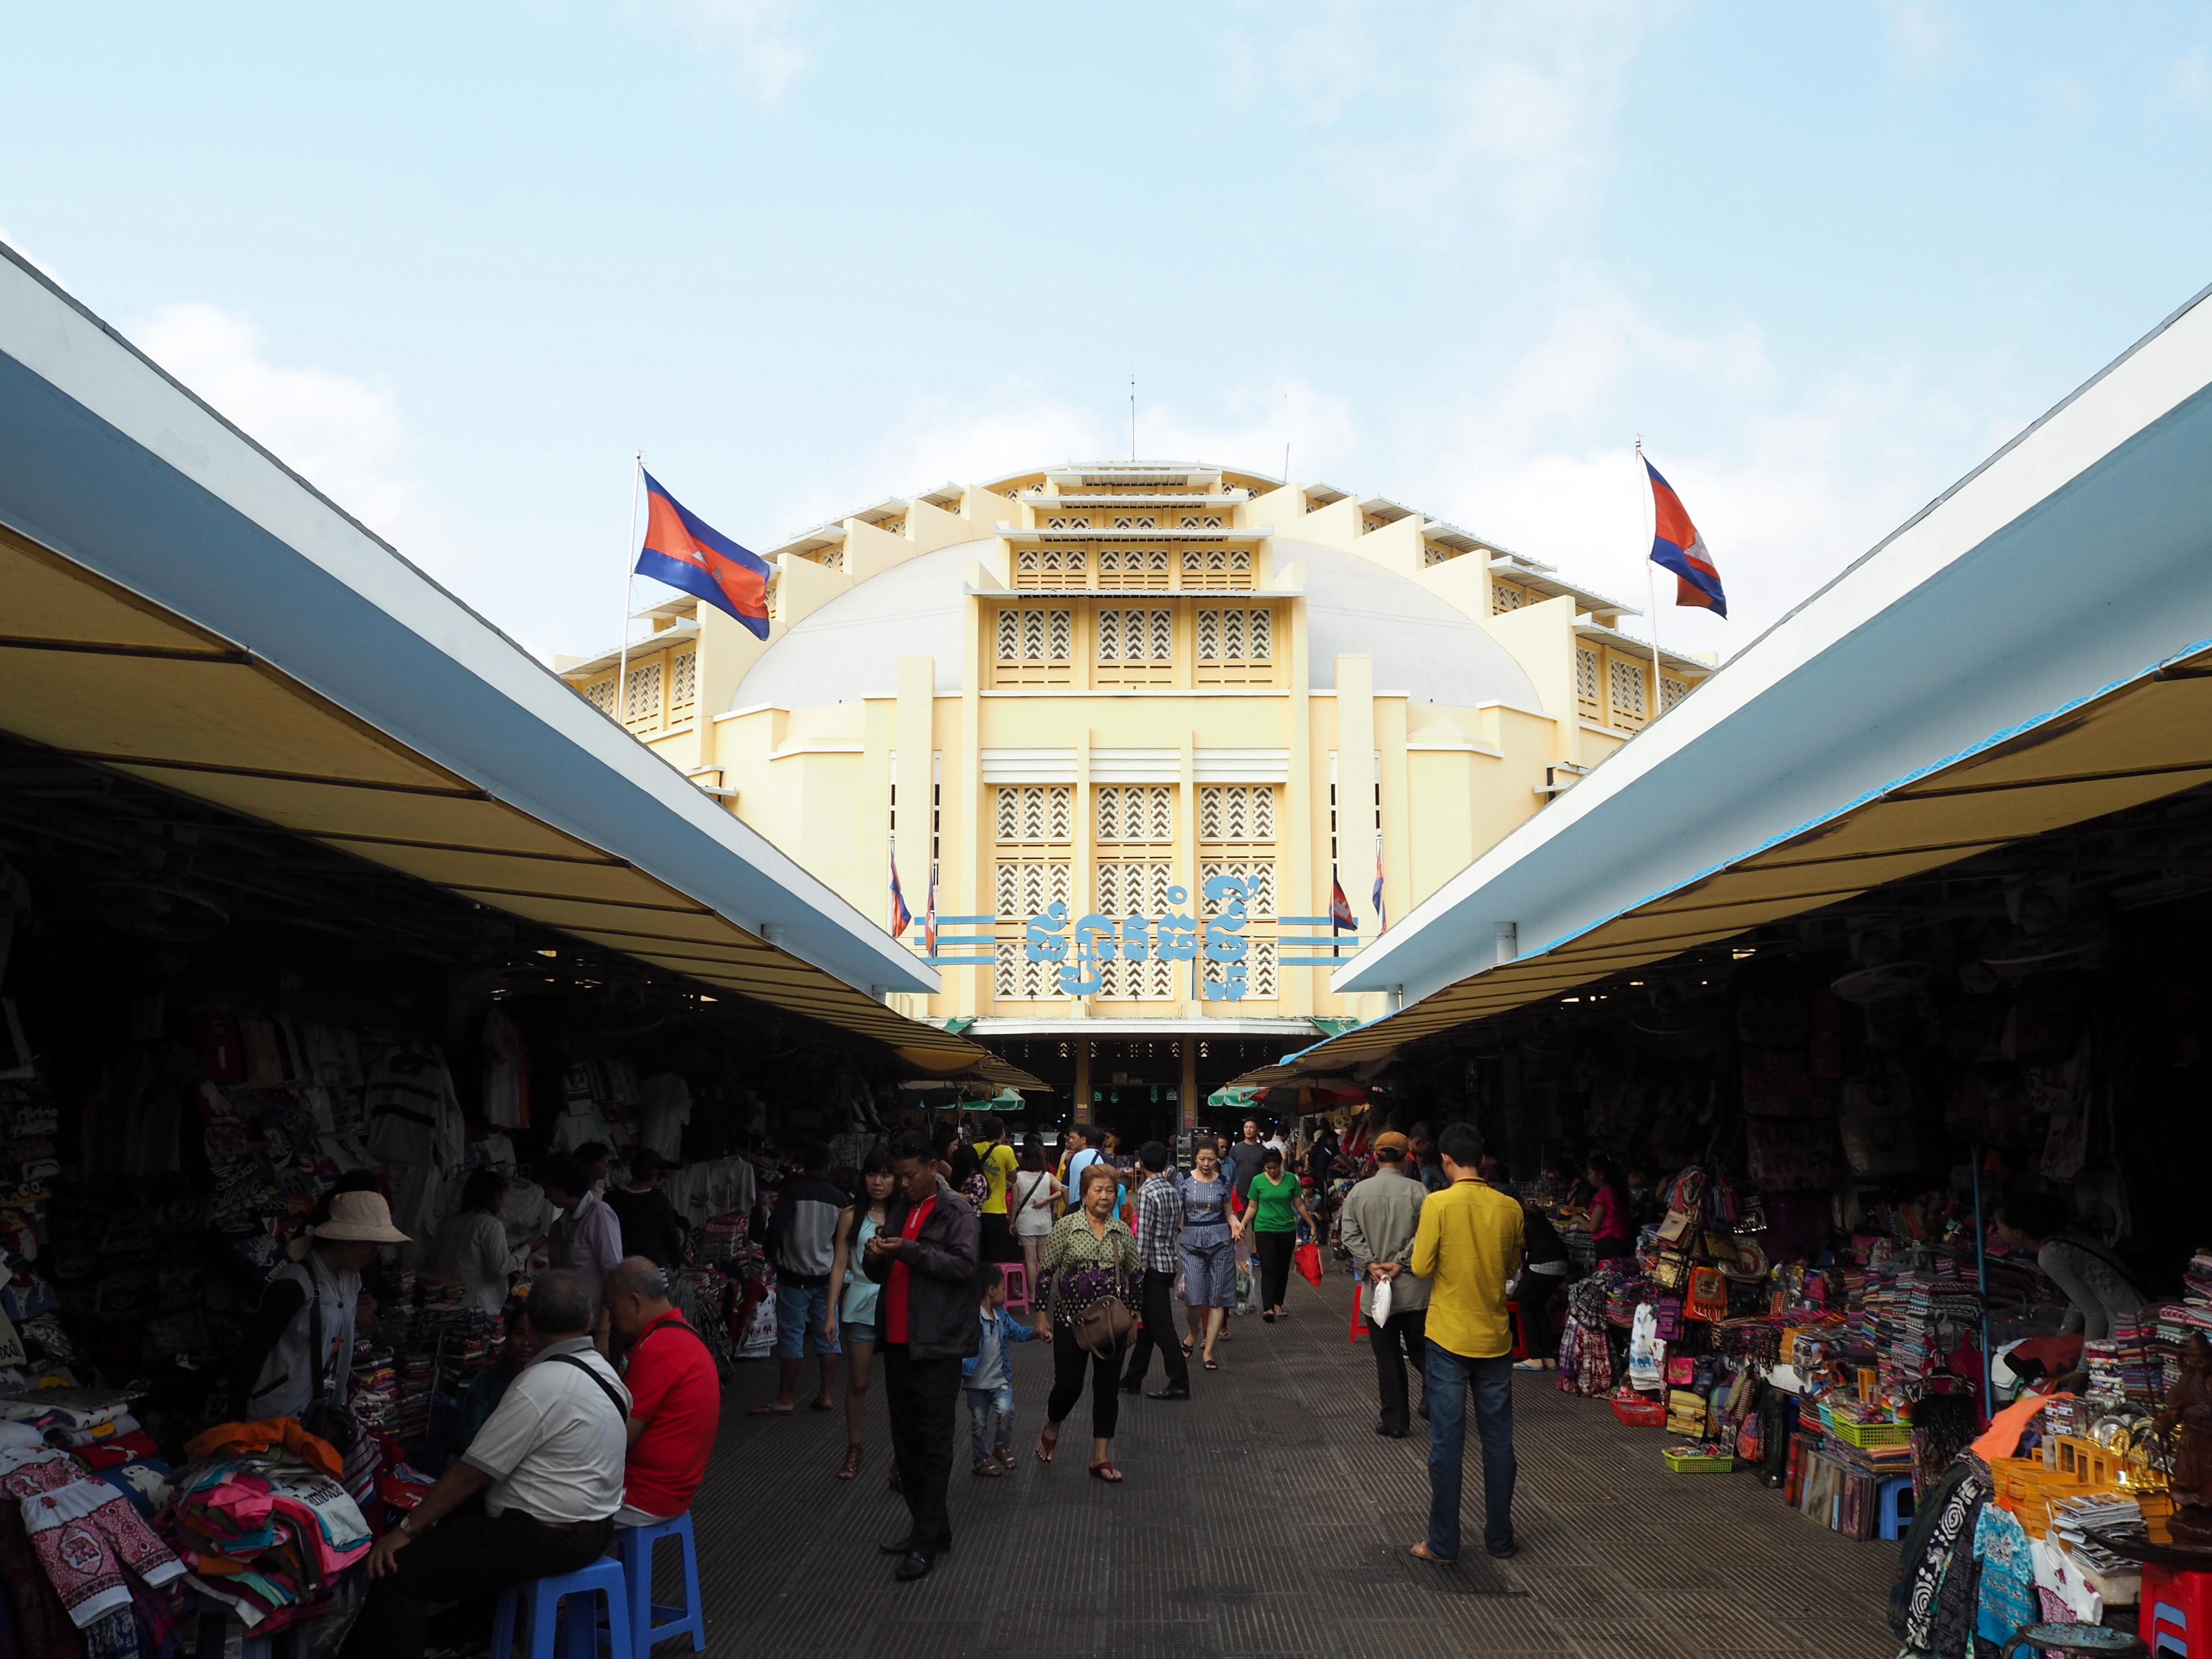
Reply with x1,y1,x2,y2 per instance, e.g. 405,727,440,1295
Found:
972,1121,1020,1264
1408,1121,1525,1564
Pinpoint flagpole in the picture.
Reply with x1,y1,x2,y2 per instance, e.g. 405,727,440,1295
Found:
613,451,643,725
1637,437,1662,714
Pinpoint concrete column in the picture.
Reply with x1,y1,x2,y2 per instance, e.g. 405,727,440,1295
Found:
1073,1042,1092,1128
1178,729,1198,1018
894,656,934,980
1074,728,1093,1016
1180,1040,1199,1131
1335,654,1376,1018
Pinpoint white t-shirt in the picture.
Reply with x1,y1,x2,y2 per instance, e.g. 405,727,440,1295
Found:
1010,1169,1058,1238
463,1337,630,1523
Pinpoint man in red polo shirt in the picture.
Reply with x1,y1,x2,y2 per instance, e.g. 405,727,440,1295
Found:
604,1258,722,1523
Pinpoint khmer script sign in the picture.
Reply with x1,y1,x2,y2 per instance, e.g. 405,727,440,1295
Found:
1024,875,1254,1000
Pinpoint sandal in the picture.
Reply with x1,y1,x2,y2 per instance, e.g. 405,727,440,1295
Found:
1203,1357,1220,1371
972,1458,1003,1478
995,1448,1019,1472
1088,1460,1123,1483
1035,1426,1058,1464
836,1446,862,1481
1180,1340,1194,1357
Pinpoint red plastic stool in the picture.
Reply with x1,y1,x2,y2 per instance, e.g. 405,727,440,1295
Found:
2147,1561,2212,1657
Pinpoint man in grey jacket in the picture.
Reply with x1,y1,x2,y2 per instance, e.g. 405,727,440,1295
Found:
864,1128,981,1582
1340,1130,1430,1437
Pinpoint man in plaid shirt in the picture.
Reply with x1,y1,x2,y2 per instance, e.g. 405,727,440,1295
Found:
1117,1141,1191,1400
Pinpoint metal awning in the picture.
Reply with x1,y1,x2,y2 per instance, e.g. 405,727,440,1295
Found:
0,241,1027,1077
1235,279,2212,1086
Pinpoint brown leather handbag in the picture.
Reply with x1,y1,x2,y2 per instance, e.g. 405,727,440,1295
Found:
1073,1295,1136,1357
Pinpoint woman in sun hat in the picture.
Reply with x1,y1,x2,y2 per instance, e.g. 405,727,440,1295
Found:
236,1188,411,1422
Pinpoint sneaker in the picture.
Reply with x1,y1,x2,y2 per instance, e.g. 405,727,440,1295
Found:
1146,1384,1191,1400
1118,1376,1143,1395
1485,1538,1517,1559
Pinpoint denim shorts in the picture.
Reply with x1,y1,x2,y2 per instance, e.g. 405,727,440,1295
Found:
841,1319,879,1345
773,1284,841,1359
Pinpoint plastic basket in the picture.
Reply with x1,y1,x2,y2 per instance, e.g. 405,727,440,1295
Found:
1662,1446,1736,1473
1610,1394,1667,1427
1819,1404,1910,1450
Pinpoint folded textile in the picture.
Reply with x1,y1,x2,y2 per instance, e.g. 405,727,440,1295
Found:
183,1417,342,1479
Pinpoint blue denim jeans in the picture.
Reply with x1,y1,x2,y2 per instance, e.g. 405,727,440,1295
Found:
966,1383,1014,1459
1423,1341,1516,1559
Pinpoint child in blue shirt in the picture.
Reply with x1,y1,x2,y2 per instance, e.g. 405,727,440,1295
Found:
963,1265,1035,1475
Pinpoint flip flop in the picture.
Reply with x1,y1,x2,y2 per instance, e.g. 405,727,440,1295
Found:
1035,1427,1058,1464
808,1399,835,1410
1088,1460,1123,1484
747,1403,795,1416
1410,1543,1454,1564
1203,1358,1220,1371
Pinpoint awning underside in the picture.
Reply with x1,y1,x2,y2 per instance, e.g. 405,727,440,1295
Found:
0,522,1022,1070
1235,642,2212,1084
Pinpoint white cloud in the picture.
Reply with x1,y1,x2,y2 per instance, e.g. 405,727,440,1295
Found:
771,376,1359,539
133,302,420,535
1232,1,1660,235
1879,0,1958,76
648,0,812,105
2173,50,2210,105
0,227,66,290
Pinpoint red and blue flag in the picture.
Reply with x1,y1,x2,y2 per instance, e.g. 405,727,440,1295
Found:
1371,835,1386,933
1644,457,1726,618
637,471,772,639
924,863,939,957
1330,871,1357,935
888,843,912,940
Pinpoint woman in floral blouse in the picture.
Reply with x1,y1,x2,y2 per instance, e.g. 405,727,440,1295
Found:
1034,1161,1140,1483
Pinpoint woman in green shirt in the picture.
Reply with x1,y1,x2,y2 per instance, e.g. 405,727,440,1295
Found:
1244,1148,1314,1322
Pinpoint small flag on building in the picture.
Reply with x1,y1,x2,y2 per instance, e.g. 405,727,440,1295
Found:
924,862,939,957
888,839,912,939
1330,871,1357,936
1372,833,1387,932
636,471,773,639
1643,457,1726,618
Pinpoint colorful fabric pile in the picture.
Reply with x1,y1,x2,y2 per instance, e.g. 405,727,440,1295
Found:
171,1456,373,1630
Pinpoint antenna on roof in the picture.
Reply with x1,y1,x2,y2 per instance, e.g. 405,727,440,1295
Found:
1130,374,1136,461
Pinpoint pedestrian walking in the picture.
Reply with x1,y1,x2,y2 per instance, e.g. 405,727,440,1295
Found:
1118,1141,1191,1400
1245,1147,1312,1321
864,1129,982,1582
1341,1130,1430,1437
1409,1123,1525,1565
753,1141,844,1415
824,1144,896,1481
1173,1139,1237,1369
973,1120,1021,1263
1008,1136,1063,1298
963,1264,1036,1475
1034,1161,1139,1483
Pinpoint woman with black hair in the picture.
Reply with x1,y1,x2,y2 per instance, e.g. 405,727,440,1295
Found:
432,1168,523,1316
825,1144,899,1481
1581,1154,1634,1261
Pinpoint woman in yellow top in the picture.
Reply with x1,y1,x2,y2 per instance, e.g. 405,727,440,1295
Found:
971,1123,1020,1264
1244,1147,1314,1322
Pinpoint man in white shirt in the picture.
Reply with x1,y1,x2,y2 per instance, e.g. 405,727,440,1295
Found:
345,1272,628,1659
540,1155,624,1319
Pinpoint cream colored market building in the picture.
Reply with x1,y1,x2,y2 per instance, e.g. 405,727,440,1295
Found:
556,462,1712,1129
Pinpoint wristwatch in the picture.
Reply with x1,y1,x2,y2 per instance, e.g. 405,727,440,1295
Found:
395,1515,414,1536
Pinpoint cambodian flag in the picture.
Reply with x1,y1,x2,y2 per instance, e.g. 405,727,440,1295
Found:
636,471,773,639
1372,834,1386,933
888,841,912,940
1644,457,1726,618
924,863,939,957
1330,872,1357,935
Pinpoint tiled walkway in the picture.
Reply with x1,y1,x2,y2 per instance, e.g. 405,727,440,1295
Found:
684,1274,1900,1658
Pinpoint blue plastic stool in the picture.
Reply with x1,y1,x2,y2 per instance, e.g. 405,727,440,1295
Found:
1877,1475,1917,1542
614,1514,707,1653
492,1557,633,1659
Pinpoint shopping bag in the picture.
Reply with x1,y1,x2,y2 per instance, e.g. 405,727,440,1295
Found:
1369,1274,1393,1327
1293,1240,1323,1287
1234,1262,1256,1316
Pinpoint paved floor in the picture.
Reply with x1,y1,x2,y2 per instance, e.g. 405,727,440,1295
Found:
684,1273,1900,1659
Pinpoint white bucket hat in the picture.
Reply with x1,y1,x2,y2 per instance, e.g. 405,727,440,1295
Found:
309,1189,412,1245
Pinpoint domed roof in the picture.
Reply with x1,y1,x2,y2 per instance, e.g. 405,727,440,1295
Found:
731,535,1542,710
1286,539,1540,708
735,541,985,705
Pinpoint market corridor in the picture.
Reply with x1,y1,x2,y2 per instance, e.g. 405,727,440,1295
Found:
677,1275,1898,1659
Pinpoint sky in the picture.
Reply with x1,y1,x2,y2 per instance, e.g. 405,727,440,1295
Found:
3,1,2209,667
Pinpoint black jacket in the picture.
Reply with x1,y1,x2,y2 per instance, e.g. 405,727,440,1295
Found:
864,1178,982,1360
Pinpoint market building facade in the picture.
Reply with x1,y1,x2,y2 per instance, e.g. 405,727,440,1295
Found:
557,461,1714,1131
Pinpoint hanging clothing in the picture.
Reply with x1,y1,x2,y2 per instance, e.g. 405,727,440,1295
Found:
638,1074,692,1163
431,1211,524,1316
481,1009,529,1131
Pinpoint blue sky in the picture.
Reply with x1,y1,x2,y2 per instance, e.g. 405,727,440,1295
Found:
4,1,2209,665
